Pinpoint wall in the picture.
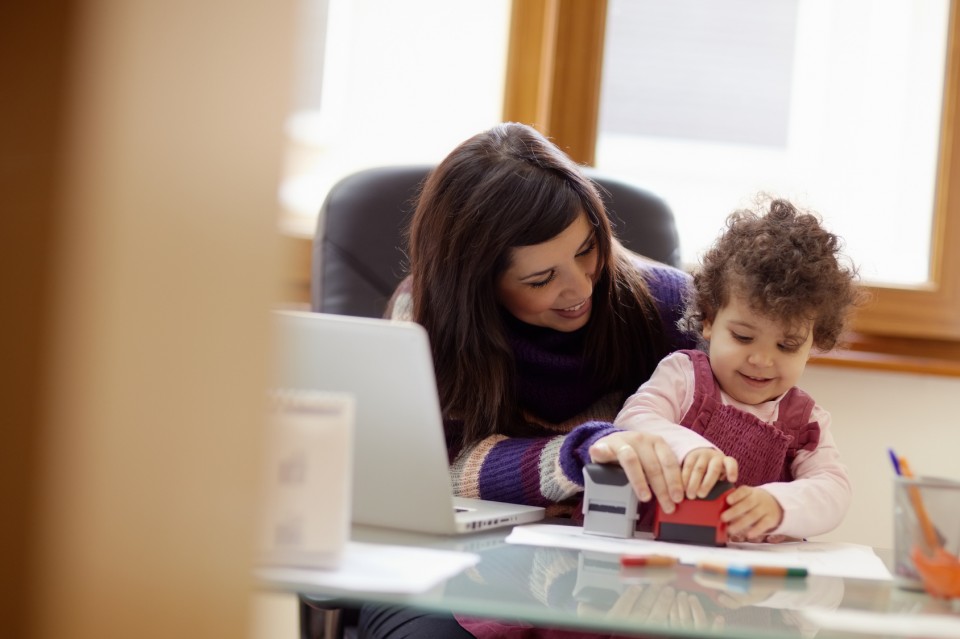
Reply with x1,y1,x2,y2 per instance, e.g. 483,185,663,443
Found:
3,2,297,639
803,364,960,549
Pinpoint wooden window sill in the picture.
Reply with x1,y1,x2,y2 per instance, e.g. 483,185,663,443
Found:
810,332,960,377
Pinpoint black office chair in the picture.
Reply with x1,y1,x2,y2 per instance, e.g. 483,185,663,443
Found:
311,165,681,316
301,164,682,639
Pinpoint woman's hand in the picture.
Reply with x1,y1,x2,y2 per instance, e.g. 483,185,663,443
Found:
589,431,684,514
721,486,783,541
681,447,738,499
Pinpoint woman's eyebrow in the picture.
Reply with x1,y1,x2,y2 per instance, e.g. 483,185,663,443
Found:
517,230,596,281
577,231,596,251
519,267,553,281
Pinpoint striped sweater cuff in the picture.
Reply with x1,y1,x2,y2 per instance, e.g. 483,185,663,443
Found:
558,421,621,487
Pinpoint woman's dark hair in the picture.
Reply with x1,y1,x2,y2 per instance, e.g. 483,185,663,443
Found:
683,197,867,351
408,122,669,448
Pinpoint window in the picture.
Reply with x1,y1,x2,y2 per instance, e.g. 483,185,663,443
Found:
279,0,511,237
504,0,960,343
596,0,948,288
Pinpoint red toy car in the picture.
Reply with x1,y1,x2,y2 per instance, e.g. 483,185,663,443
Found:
654,480,735,546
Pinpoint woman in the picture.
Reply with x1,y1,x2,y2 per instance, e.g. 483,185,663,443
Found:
363,122,699,637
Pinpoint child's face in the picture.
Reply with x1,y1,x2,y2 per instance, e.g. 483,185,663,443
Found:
495,212,598,332
702,295,814,405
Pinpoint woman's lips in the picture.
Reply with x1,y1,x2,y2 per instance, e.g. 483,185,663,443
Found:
554,298,591,319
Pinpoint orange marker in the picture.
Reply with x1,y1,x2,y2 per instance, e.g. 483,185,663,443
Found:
899,456,940,550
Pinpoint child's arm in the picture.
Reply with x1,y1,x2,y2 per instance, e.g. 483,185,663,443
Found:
760,407,851,538
615,353,735,497
730,405,851,540
615,353,714,455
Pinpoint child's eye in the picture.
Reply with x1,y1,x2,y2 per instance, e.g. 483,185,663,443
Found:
528,272,556,289
731,332,752,343
779,342,801,353
575,241,596,258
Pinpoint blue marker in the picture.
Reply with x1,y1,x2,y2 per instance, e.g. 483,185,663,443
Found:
888,448,902,476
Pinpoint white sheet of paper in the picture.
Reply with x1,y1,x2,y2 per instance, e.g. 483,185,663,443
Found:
802,609,960,638
256,541,480,595
507,524,892,581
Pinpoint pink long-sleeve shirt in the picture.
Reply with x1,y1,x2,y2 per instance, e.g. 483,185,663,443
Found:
614,351,851,539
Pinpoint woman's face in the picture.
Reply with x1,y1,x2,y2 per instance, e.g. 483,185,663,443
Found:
495,212,598,332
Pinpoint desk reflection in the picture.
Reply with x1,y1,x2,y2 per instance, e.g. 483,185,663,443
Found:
444,543,844,638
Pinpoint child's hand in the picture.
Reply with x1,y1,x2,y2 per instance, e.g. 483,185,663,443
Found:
681,448,738,499
721,486,783,542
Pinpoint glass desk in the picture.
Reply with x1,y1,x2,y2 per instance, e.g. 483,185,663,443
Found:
260,523,960,639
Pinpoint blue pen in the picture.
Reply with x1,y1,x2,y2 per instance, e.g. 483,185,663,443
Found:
888,448,902,476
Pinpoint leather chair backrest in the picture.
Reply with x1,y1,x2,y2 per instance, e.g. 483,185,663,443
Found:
312,165,681,318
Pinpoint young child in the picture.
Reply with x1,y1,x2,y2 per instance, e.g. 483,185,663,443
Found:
615,197,866,542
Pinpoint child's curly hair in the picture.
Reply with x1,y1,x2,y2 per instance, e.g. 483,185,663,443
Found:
682,197,867,352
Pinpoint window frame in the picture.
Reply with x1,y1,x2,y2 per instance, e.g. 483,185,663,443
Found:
504,0,960,344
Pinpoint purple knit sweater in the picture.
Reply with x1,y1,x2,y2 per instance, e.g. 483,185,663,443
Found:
389,259,695,517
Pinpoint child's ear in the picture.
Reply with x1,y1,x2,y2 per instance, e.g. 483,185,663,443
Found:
702,318,713,341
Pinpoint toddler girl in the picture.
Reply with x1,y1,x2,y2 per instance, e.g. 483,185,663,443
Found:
615,197,867,542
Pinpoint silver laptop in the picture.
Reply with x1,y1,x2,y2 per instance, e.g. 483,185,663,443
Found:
272,310,545,535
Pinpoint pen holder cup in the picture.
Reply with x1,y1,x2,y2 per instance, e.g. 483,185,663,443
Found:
893,475,960,597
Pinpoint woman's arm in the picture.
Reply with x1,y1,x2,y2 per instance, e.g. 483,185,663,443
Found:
387,280,621,508
447,417,689,515
446,419,619,506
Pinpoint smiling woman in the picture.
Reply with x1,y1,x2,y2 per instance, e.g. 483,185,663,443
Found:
359,119,705,639
495,213,598,332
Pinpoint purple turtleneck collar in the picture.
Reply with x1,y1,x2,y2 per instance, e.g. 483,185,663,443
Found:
502,311,610,424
